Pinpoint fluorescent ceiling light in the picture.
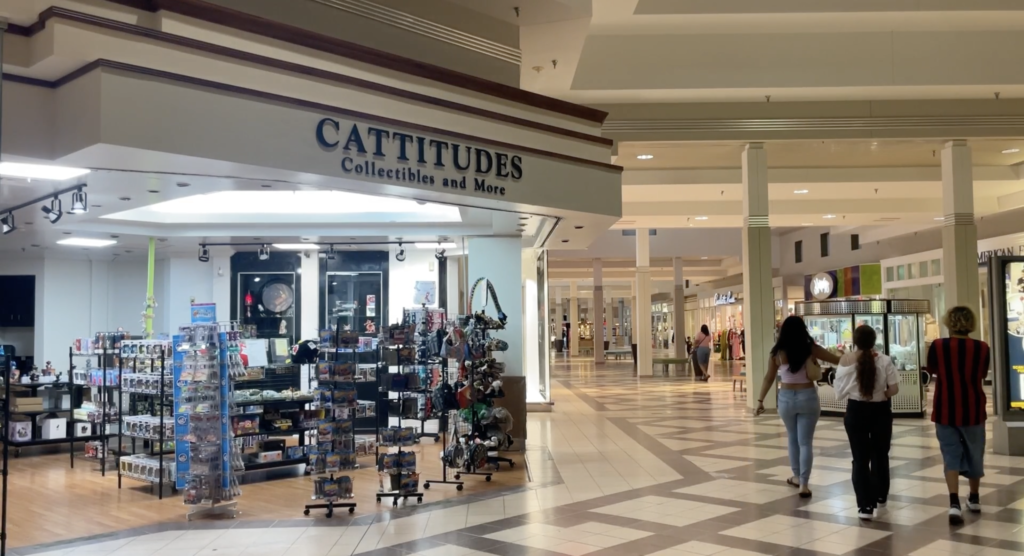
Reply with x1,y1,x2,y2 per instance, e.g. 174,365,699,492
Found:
934,217,944,221
104,190,461,224
801,223,813,226
695,216,709,221
1003,148,1021,154
57,238,116,247
794,189,809,194
823,214,837,219
272,244,322,250
700,257,708,260
0,162,90,180
414,242,457,249
636,154,654,160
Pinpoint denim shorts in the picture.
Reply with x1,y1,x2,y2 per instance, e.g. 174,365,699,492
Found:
935,424,986,479
695,346,711,367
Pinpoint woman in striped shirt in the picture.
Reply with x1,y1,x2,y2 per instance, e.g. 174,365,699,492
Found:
927,306,990,525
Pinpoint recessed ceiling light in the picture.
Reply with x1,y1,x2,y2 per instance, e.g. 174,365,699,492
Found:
414,242,458,249
934,217,944,221
261,184,272,188
57,238,116,247
823,214,837,219
801,223,813,226
30,244,39,248
701,257,708,260
349,237,357,240
272,243,321,250
695,216,709,221
177,182,190,187
125,250,133,254
91,205,102,208
23,221,32,226
794,189,809,194
147,190,159,194
574,225,584,229
0,162,90,180
110,235,119,238
1003,148,1021,154
62,231,72,235
119,197,131,201
561,239,569,243
636,154,654,160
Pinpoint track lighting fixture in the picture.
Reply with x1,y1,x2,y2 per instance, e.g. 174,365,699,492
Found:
434,246,446,261
1,213,15,235
326,245,337,260
258,244,270,261
41,197,63,224
198,245,210,263
395,242,406,262
68,188,88,214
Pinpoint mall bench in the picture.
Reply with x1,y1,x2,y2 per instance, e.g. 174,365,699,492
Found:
606,349,631,360
733,370,747,392
653,357,689,376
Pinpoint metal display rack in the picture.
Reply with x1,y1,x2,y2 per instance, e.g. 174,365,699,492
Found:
303,328,362,517
233,363,315,473
377,325,424,507
70,347,118,473
116,345,174,499
423,357,462,491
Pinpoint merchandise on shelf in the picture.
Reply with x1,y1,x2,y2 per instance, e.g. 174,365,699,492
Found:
119,454,176,484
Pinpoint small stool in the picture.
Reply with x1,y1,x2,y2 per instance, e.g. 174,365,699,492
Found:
733,371,747,392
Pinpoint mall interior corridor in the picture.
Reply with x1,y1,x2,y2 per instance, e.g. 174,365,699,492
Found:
13,356,1023,556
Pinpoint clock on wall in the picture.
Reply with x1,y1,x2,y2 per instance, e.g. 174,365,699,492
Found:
261,281,294,315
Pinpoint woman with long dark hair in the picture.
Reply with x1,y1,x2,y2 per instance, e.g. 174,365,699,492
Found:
693,324,713,381
834,325,899,520
756,316,840,497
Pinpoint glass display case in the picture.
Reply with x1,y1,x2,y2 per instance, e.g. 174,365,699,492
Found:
794,299,931,416
325,271,382,336
238,271,297,345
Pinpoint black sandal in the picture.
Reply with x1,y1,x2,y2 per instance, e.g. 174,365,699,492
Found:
799,490,813,499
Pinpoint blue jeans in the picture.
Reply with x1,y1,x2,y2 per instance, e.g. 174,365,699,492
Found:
778,388,820,485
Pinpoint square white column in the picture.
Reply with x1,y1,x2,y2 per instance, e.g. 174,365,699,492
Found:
569,280,579,356
593,260,605,364
941,140,981,336
741,144,777,408
673,257,687,360
636,230,653,376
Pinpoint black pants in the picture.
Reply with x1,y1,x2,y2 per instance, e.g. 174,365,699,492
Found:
844,399,893,509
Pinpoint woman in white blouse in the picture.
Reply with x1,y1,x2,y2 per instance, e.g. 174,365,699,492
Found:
833,325,900,521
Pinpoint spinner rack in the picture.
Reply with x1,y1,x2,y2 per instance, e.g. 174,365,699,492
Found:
422,356,462,491
405,305,440,443
116,344,174,499
304,321,360,517
173,323,241,521
377,324,424,507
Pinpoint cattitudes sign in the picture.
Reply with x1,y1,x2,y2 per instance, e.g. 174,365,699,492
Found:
316,118,522,197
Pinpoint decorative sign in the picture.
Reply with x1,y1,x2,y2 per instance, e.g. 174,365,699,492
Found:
316,118,522,197
980,246,1024,265
1004,262,1024,408
413,281,437,305
714,291,737,305
366,294,376,317
190,303,216,324
810,273,835,300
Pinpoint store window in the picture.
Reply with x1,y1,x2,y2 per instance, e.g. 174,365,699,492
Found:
820,233,830,257
897,265,905,281
907,263,916,280
886,266,895,283
931,259,941,276
851,234,860,251
795,240,803,264
919,261,929,278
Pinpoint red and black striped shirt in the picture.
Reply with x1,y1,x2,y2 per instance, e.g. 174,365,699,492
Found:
927,338,990,427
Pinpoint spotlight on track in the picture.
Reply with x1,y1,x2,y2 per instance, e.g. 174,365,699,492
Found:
395,242,406,262
326,245,337,260
68,188,88,214
198,245,210,263
41,197,63,224
258,244,270,261
435,246,446,261
1,212,15,235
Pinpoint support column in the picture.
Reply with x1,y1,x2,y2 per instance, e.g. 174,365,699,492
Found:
569,281,579,356
618,298,626,348
636,230,653,376
941,140,981,335
741,144,777,409
593,260,605,364
673,258,687,360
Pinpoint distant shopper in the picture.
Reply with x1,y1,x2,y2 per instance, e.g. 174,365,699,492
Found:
693,325,713,381
928,306,990,525
685,336,693,355
834,325,899,521
756,316,840,498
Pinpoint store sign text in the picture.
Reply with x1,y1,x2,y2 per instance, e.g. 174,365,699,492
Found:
714,291,737,305
810,273,834,300
316,118,522,197
979,246,1024,265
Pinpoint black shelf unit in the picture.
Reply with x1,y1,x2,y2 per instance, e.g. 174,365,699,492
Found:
423,357,463,491
116,353,173,499
233,364,312,474
70,348,116,475
377,335,425,508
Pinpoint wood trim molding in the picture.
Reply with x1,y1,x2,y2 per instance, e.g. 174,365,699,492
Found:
148,0,606,123
2,59,622,173
4,7,611,147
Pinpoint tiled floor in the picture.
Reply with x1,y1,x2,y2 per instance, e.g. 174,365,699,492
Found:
14,355,1024,556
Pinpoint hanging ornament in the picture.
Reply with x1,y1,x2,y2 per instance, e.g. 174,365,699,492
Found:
245,290,254,318
279,318,288,335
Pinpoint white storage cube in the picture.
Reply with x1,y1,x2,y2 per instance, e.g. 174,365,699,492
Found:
41,418,67,440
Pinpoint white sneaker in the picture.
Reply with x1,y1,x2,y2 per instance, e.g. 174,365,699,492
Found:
876,499,887,509
949,506,963,525
966,499,982,513
857,507,874,520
